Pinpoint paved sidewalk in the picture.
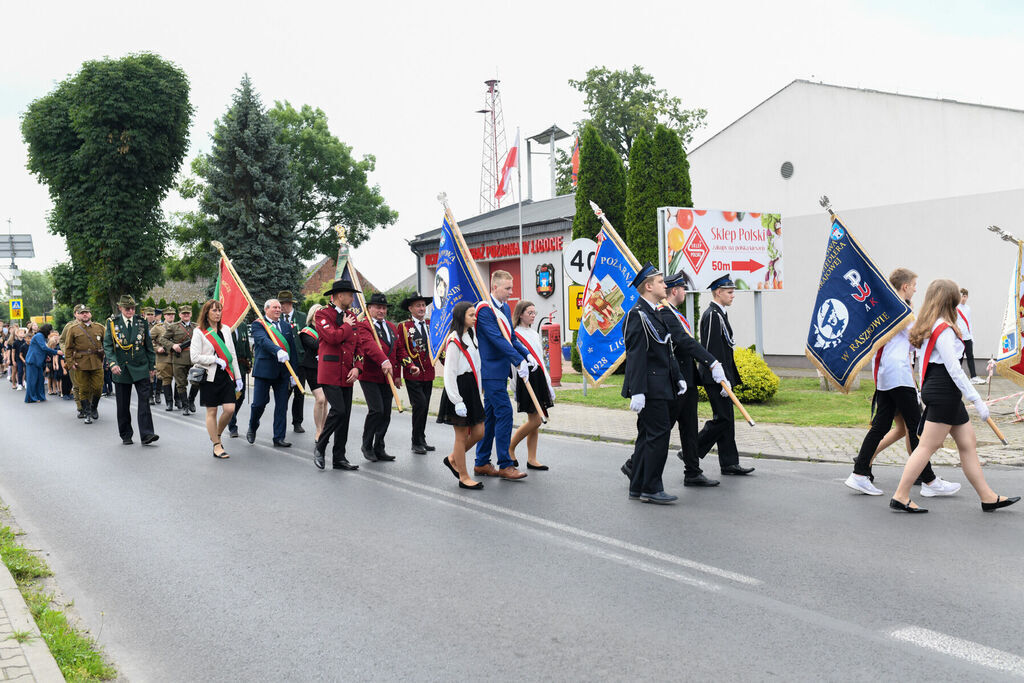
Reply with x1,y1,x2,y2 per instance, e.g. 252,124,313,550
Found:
0,564,63,682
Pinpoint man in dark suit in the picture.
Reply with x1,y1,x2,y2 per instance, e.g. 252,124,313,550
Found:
247,298,299,447
399,293,433,454
357,293,410,462
313,278,363,471
697,274,754,475
278,290,306,434
226,319,252,438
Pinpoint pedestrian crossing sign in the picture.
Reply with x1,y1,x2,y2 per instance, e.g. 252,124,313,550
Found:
9,299,22,320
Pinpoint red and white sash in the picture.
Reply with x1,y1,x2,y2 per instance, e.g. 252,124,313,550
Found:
447,333,480,389
873,344,885,383
957,308,970,333
919,322,951,385
475,300,513,339
668,307,692,335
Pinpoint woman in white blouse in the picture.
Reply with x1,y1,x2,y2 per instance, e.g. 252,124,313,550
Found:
890,280,1018,513
437,302,485,490
191,300,243,459
509,300,555,470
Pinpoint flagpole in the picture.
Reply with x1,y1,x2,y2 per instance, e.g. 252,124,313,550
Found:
438,193,547,422
333,226,404,413
210,241,301,387
516,127,525,301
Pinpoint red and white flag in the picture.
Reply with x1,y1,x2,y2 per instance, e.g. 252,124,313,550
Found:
495,129,519,201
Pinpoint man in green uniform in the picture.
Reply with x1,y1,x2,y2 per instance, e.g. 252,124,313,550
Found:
103,295,158,445
160,305,196,415
60,306,86,418
152,308,175,408
64,303,107,424
142,307,158,404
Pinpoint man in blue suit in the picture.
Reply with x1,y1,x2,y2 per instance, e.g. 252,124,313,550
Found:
474,270,533,481
247,298,299,448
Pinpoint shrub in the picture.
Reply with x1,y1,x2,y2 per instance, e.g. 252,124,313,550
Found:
698,347,779,403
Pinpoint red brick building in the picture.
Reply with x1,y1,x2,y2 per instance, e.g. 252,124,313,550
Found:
301,256,379,299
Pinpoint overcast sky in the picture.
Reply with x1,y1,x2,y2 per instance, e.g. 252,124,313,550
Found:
2,0,1022,292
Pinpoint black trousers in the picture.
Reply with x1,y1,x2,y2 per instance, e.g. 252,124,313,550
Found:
318,385,354,463
675,390,703,477
227,371,248,431
406,379,432,446
853,387,935,482
291,366,305,426
114,379,155,440
360,380,393,454
697,386,739,467
961,339,977,378
630,398,672,495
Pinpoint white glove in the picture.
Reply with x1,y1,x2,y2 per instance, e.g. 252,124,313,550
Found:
215,358,227,369
276,349,289,363
235,378,243,392
720,380,731,398
526,356,539,371
677,379,687,395
973,398,990,421
710,361,726,385
455,402,467,417
548,384,556,401
517,360,529,379
630,394,646,413
289,376,297,388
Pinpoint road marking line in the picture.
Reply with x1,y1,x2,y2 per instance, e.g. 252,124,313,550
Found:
361,469,762,586
889,626,1024,677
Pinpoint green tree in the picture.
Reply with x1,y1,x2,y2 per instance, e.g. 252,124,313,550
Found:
18,270,54,317
194,75,303,306
569,65,707,163
21,53,193,310
269,102,397,258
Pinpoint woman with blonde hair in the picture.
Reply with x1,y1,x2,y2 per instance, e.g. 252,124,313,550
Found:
299,304,328,440
890,279,1019,513
509,300,555,470
191,300,243,459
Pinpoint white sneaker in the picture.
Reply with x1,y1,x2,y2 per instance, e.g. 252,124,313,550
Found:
971,376,986,384
920,477,961,497
845,473,884,495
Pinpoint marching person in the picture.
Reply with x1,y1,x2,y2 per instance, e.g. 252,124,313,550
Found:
846,268,960,496
191,300,243,459
299,304,328,441
226,319,252,438
148,308,168,405
312,278,362,471
63,303,106,424
508,300,555,471
24,324,61,403
357,293,409,462
622,264,683,504
956,288,985,384
59,310,83,411
890,279,1019,513
696,274,754,476
102,295,159,445
399,293,433,454
154,307,177,410
142,307,158,404
279,290,307,434
438,301,485,490
473,270,531,481
160,305,196,414
247,299,298,448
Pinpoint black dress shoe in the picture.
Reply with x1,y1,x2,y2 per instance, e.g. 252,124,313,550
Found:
293,424,305,434
246,430,256,444
621,461,633,478
314,447,326,470
442,456,460,479
333,461,359,471
84,414,93,424
411,444,427,454
165,403,175,412
459,481,484,490
188,401,196,413
423,443,436,452
889,498,928,513
362,449,378,462
121,438,134,445
982,495,1020,512
273,439,292,448
721,464,755,475
228,429,239,438
77,410,86,419
141,434,159,445
375,452,395,462
91,408,99,420
526,463,549,471
684,474,720,487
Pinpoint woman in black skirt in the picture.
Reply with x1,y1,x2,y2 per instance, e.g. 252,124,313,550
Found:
509,300,555,470
191,300,243,459
890,279,1019,513
437,301,486,490
299,304,328,441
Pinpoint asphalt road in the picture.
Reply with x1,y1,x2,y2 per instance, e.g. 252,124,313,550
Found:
1,387,1023,681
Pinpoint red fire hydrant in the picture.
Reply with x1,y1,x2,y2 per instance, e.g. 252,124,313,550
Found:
541,317,562,387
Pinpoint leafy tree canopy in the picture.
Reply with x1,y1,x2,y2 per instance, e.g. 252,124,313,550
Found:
625,125,692,267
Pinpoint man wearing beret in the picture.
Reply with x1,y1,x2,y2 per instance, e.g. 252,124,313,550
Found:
102,295,159,445
398,293,434,454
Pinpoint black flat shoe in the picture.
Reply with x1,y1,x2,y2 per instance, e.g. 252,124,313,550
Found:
314,447,325,470
442,456,460,479
213,442,229,459
526,463,549,470
273,439,292,448
293,424,305,434
459,481,484,490
411,444,427,454
423,443,436,452
246,430,256,444
141,434,159,445
620,462,633,478
684,474,720,487
121,438,134,445
982,495,1020,512
889,498,928,513
333,461,359,471
721,465,755,475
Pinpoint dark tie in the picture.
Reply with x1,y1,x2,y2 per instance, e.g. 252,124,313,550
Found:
377,321,387,343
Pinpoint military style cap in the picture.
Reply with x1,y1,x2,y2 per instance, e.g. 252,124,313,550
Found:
162,308,176,316
277,290,294,303
74,303,91,313
117,295,137,308
178,305,193,314
629,263,662,289
142,306,155,315
664,271,689,290
709,273,736,291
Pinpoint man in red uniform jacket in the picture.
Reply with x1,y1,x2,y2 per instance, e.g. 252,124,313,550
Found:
357,293,410,462
399,293,434,454
313,278,363,471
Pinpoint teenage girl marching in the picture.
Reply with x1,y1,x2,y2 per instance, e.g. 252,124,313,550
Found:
438,302,487,490
509,300,555,471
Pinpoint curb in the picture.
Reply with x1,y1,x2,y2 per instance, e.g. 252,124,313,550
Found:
0,560,64,682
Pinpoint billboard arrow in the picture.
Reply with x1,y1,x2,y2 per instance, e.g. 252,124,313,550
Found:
731,259,764,273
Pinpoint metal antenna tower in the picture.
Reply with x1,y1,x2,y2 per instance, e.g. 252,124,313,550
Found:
477,79,510,213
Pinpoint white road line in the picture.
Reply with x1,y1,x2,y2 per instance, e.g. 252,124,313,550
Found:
890,626,1024,678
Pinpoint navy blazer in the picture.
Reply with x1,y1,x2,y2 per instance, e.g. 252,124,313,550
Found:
476,298,529,381
251,318,298,381
621,299,680,401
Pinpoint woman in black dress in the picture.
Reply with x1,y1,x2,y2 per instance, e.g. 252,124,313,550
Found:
437,302,486,490
299,304,328,440
509,300,555,470
191,300,243,459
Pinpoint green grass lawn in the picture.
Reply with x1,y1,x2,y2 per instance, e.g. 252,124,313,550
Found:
557,376,876,428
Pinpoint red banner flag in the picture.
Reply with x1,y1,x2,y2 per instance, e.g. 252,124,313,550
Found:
571,136,580,187
214,256,250,330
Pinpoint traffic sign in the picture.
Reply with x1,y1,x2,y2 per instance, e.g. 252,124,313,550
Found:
567,285,584,331
9,298,23,320
563,238,597,285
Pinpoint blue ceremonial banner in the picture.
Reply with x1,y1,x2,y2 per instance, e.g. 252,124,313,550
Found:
806,217,913,393
578,226,641,383
429,215,484,365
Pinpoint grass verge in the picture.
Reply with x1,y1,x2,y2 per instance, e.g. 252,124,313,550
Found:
0,524,116,681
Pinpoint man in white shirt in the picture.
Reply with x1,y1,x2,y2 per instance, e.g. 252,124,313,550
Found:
957,288,984,384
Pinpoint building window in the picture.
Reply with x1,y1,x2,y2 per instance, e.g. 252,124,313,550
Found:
780,161,794,179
